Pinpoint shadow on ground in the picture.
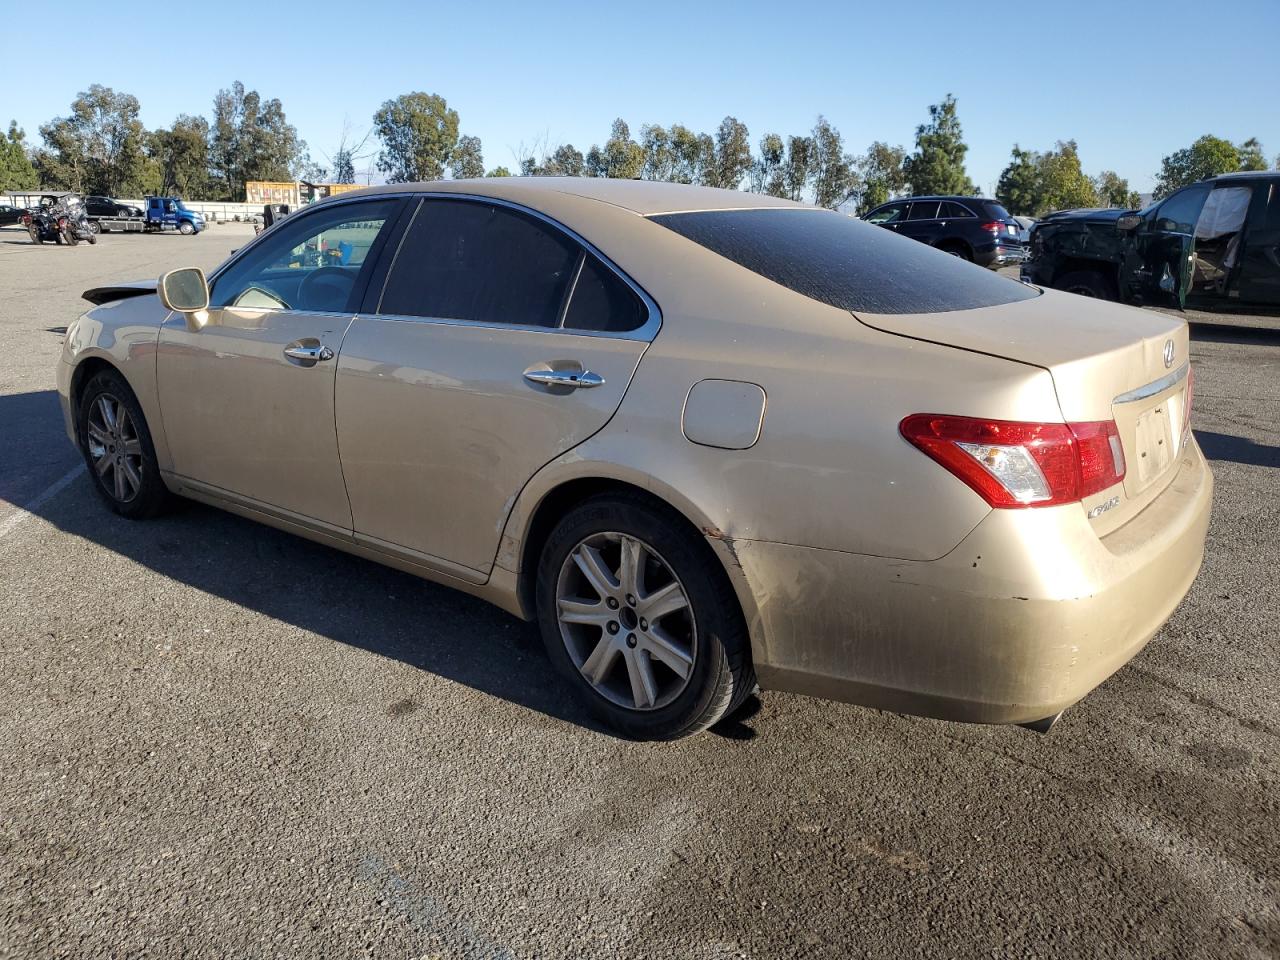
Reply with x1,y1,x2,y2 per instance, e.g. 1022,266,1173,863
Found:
1,389,759,740
1195,430,1280,469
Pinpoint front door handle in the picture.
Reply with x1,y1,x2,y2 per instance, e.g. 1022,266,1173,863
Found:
284,343,334,365
524,367,605,389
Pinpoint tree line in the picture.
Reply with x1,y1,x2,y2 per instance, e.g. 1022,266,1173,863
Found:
1,84,1275,216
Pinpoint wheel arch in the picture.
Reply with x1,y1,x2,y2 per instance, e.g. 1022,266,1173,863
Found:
1051,257,1121,294
506,470,764,667
69,354,124,416
936,237,974,258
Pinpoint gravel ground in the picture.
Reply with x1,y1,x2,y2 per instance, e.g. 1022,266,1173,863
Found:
2,224,1278,959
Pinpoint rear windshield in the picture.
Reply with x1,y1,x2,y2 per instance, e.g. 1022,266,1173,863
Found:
651,208,1039,314
981,201,1013,220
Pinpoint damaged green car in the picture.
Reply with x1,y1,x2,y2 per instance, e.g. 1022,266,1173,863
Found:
1021,171,1280,310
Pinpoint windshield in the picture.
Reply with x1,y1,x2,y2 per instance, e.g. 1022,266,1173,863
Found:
651,208,1039,315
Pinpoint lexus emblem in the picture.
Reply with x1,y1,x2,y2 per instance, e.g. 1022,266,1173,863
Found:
1163,339,1175,368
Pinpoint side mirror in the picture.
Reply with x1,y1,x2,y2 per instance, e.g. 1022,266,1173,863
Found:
158,267,209,313
1116,213,1143,232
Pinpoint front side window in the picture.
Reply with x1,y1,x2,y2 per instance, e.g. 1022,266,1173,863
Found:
907,201,939,221
379,199,579,327
211,198,398,313
865,203,908,224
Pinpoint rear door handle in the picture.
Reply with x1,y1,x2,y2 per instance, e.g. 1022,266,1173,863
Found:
284,343,334,365
523,367,605,389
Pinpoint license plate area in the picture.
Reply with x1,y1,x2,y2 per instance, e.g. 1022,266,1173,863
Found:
1117,386,1185,496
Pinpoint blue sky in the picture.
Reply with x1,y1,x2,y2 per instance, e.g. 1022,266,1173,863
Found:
2,0,1276,194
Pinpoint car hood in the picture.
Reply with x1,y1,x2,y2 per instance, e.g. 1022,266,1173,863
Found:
82,280,157,305
1037,207,1129,225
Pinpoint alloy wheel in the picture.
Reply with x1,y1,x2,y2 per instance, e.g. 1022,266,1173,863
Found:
555,532,696,711
86,393,143,502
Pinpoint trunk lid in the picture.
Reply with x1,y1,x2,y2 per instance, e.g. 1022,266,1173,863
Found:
854,287,1192,526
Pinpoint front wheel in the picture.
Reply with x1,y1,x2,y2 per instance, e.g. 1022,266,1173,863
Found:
536,494,755,740
1057,270,1117,301
87,232,97,245
77,369,171,519
28,225,40,244
178,221,195,235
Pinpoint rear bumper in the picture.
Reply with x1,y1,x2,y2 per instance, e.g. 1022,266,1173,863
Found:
734,439,1213,725
978,242,1028,269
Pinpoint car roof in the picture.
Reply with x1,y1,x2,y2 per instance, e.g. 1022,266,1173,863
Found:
1208,170,1280,182
325,177,808,216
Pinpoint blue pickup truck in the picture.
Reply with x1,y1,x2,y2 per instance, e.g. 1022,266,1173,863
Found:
87,195,205,235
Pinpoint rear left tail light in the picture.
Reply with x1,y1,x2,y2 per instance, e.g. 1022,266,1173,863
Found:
900,414,1126,508
980,221,1003,236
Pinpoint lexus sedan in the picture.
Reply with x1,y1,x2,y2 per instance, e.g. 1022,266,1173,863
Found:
58,178,1212,740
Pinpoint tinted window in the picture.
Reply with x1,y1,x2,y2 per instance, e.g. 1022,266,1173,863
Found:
907,201,939,220
211,199,398,313
980,201,1012,220
380,200,578,327
651,208,1039,314
1156,184,1212,234
564,255,646,332
940,201,974,219
865,203,908,224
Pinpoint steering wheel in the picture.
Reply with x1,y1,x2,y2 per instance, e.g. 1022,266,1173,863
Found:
298,266,357,313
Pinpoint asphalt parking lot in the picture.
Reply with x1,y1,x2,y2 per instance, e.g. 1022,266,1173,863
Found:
2,224,1278,960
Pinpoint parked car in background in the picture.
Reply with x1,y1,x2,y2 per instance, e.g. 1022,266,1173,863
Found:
0,203,24,226
60,178,1210,740
1022,171,1280,309
1013,215,1036,244
86,196,205,235
85,195,144,232
862,196,1026,269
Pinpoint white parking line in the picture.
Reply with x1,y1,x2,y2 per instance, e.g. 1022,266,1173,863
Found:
0,464,85,542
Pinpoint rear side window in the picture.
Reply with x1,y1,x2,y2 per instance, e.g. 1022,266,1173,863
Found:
380,199,579,327
940,201,975,219
651,208,1040,314
907,201,939,220
564,255,646,332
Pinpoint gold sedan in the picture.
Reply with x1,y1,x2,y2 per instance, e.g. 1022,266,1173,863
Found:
57,179,1212,739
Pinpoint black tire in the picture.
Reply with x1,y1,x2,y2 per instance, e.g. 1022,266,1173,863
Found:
28,225,40,244
536,493,755,740
76,369,172,520
87,232,97,245
1056,270,1117,301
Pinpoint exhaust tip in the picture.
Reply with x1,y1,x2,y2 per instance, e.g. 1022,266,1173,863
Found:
1019,711,1063,734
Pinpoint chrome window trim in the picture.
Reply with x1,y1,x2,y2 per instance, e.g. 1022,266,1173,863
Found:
1112,363,1189,404
368,192,662,343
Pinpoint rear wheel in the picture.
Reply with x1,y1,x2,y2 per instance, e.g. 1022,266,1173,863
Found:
536,494,754,740
77,369,171,519
28,225,40,244
940,242,972,261
1057,270,1117,301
